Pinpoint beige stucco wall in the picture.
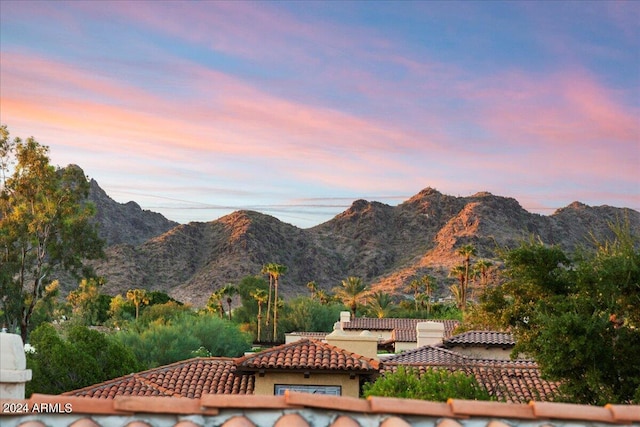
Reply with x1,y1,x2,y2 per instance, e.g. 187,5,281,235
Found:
394,341,416,353
253,371,362,398
448,347,513,360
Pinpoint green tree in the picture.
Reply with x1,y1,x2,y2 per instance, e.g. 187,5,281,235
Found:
0,126,104,341
207,288,226,318
448,265,467,311
333,276,368,317
26,323,139,396
472,227,640,404
363,366,492,401
115,312,251,369
107,294,135,326
126,288,150,320
67,277,104,325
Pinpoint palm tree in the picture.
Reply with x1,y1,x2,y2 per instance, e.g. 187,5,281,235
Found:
221,284,238,321
421,275,437,315
405,279,423,312
306,281,318,299
333,276,368,318
250,288,268,342
207,289,225,318
457,244,477,294
261,263,275,329
473,259,493,287
366,291,397,318
126,289,149,320
315,289,330,305
270,264,287,341
449,264,467,311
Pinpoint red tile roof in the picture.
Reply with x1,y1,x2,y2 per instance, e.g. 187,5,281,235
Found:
236,339,379,373
2,392,638,426
444,331,515,348
382,345,468,364
63,358,253,399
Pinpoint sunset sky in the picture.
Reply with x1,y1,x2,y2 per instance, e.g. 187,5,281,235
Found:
1,1,638,228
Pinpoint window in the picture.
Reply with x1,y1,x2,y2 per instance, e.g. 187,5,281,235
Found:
274,384,341,396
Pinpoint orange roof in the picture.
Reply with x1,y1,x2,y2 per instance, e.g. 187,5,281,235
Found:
2,392,638,426
63,358,253,399
236,338,379,373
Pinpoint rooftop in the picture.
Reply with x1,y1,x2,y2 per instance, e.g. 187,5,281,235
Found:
444,331,516,348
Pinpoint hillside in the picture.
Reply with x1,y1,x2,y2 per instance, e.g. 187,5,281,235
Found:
87,183,640,306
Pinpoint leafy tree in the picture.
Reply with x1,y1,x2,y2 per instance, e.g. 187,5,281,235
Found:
278,296,344,335
115,312,251,368
0,126,104,341
26,323,139,396
29,280,65,331
333,276,368,317
363,366,492,401
471,227,640,404
107,294,135,326
67,277,104,325
137,301,193,326
126,288,150,320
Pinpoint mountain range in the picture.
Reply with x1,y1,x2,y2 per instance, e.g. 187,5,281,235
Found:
86,177,640,307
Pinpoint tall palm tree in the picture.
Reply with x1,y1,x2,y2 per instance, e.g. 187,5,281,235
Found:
250,288,268,342
261,263,275,329
333,276,368,317
269,263,287,341
457,244,477,294
221,284,238,321
449,264,467,311
421,275,436,315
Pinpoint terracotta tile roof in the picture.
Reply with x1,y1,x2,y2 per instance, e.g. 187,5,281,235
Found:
63,357,253,399
343,317,459,339
444,331,515,348
2,392,638,426
287,331,329,340
236,339,379,373
383,345,468,364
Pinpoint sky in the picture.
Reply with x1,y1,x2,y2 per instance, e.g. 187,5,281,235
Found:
1,1,638,228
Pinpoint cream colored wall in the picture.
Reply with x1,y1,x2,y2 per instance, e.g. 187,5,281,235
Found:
394,341,415,353
449,347,513,360
342,329,391,341
254,372,361,398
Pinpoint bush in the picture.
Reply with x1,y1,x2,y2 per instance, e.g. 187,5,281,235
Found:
363,366,492,402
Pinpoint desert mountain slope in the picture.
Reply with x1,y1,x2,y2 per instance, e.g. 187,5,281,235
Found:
88,183,640,306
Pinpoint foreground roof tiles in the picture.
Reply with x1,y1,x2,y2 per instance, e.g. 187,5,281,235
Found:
236,338,379,372
2,392,638,427
63,358,253,399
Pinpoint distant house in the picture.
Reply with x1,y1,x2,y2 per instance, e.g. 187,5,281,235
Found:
442,330,516,360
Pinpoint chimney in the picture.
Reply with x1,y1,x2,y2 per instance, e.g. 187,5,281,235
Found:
0,332,32,399
326,329,378,360
340,311,351,325
416,321,445,348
